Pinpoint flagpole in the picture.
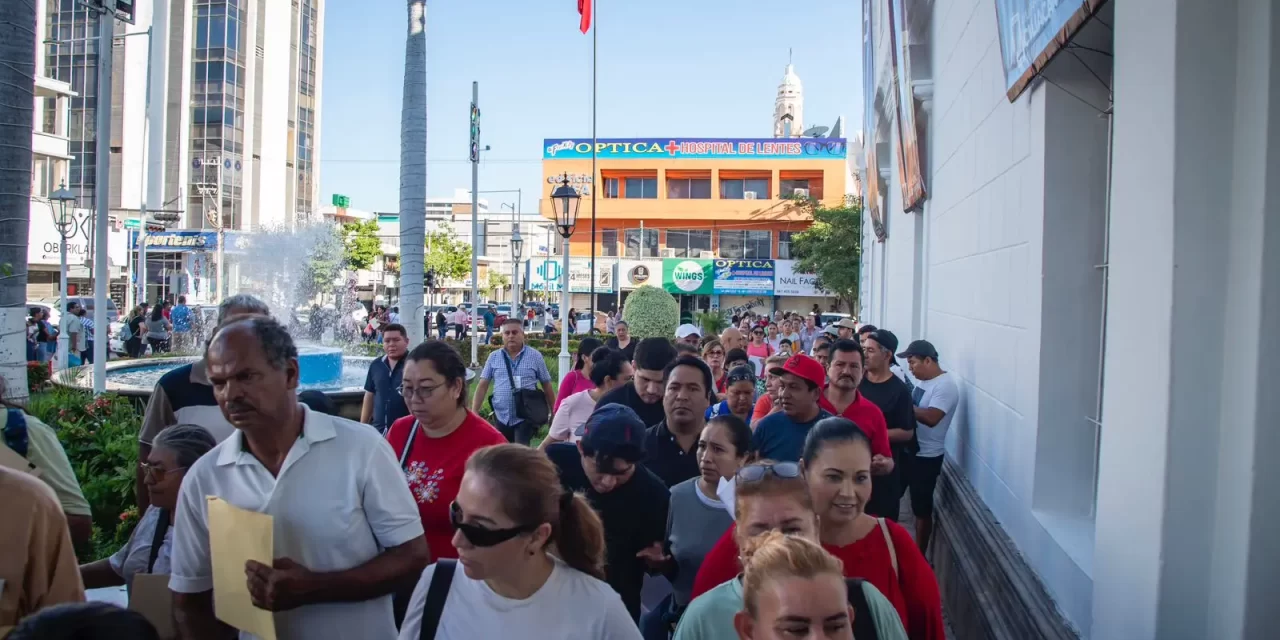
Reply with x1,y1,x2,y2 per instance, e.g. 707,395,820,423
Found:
588,0,598,322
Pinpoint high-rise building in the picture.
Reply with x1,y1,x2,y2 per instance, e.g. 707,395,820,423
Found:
42,0,324,232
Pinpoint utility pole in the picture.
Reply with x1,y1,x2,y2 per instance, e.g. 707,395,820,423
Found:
90,2,121,393
469,82,481,367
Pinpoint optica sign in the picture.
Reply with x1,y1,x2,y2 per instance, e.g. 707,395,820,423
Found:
713,259,775,295
662,259,713,295
544,138,848,160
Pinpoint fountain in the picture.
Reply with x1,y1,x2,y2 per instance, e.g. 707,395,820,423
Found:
54,222,403,419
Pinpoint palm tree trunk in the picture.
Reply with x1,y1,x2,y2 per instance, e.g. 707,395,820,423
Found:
398,0,427,346
0,0,37,403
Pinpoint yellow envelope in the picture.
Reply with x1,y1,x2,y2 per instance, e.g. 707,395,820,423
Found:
207,497,276,640
0,441,40,477
129,573,176,639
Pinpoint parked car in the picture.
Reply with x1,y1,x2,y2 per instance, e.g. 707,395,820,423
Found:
67,296,120,324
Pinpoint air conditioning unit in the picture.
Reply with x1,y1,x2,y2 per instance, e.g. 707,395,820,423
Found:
698,251,715,258
661,248,677,258
792,188,810,198
743,191,758,200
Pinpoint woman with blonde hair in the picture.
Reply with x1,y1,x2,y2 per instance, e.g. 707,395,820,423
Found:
734,531,853,640
397,444,640,640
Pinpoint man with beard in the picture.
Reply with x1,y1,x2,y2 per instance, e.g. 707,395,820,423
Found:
596,337,678,427
644,355,714,487
859,330,917,510
750,353,832,462
820,339,900,519
170,316,428,640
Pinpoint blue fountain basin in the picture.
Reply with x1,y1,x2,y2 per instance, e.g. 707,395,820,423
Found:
297,345,344,387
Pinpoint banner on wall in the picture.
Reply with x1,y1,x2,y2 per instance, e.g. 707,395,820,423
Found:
525,258,563,292
713,259,775,295
619,259,660,290
889,0,927,212
862,0,886,242
662,259,714,295
544,138,847,161
995,0,1108,101
568,259,614,294
773,260,830,297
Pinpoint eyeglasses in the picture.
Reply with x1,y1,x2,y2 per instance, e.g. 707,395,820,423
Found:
140,462,187,481
449,501,539,547
398,383,445,400
736,461,802,484
704,349,724,357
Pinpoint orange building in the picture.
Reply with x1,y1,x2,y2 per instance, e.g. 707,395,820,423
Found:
537,137,848,316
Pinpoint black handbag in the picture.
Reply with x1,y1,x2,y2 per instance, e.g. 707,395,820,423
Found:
499,349,549,425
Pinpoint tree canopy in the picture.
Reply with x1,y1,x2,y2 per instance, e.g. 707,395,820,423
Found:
425,223,472,283
789,197,862,313
341,219,382,271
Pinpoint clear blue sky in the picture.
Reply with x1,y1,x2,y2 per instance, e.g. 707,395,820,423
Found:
318,0,862,215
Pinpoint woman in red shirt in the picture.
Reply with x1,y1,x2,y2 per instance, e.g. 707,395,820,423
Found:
554,337,602,412
690,418,945,640
385,340,507,561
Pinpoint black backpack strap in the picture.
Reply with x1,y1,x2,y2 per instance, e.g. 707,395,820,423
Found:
148,508,171,573
845,577,881,640
419,559,456,640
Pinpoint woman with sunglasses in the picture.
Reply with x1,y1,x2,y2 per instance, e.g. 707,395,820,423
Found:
384,341,507,566
79,424,215,593
554,337,603,412
675,460,906,640
700,339,728,398
706,366,757,426
397,444,641,639
637,415,752,639
745,327,774,363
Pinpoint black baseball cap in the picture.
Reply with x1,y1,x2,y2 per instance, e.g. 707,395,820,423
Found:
575,403,647,463
866,329,900,365
897,340,939,361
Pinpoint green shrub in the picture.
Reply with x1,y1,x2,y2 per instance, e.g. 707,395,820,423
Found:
27,361,50,393
622,285,680,339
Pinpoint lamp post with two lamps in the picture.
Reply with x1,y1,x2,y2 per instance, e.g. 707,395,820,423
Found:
548,174,580,378
48,184,78,371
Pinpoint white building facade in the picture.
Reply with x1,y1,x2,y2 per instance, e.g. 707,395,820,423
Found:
860,0,1278,638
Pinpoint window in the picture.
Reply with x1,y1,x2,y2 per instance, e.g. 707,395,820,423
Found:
601,229,618,257
719,230,772,259
667,178,711,199
624,177,658,199
779,172,824,199
778,231,795,259
624,229,658,257
780,179,809,195
604,178,620,198
666,229,712,258
720,178,771,200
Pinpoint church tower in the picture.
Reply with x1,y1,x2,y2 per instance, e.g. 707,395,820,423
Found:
773,54,804,138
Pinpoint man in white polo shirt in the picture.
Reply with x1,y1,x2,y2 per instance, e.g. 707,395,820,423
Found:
170,316,428,640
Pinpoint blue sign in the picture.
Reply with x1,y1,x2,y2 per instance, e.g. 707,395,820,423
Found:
129,230,246,253
543,138,847,160
713,259,775,296
994,0,1104,98
526,259,563,292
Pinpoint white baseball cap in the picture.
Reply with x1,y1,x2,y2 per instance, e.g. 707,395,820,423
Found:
675,324,701,339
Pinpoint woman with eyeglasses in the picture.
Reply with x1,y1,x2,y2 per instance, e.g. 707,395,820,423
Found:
384,341,508,565
79,424,215,593
397,444,641,639
700,339,727,398
674,458,906,640
745,327,774,363
706,366,757,427
637,415,752,639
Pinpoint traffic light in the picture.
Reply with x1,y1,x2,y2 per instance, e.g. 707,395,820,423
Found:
151,211,180,224
425,269,436,290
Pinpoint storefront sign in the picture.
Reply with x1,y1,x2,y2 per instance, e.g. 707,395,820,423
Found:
663,259,714,295
773,260,830,297
619,259,661,290
525,259,563,292
569,259,614,294
544,138,848,161
129,230,246,253
27,204,127,268
713,259,775,295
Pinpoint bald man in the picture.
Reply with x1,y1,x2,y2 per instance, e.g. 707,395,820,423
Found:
720,327,746,353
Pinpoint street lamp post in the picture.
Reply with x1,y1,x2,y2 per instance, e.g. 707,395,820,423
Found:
49,184,78,371
549,174,581,379
511,225,524,320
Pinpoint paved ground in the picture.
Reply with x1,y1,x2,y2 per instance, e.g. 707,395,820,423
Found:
897,493,958,640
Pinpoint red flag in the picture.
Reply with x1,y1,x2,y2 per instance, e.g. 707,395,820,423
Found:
578,0,592,33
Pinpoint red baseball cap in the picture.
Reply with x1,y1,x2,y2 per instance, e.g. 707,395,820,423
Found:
769,353,826,389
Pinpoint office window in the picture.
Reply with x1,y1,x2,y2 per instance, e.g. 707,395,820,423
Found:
719,230,772,259
779,179,809,196
667,229,712,258
601,229,618,257
779,172,824,199
667,178,712,199
720,178,771,200
604,178,620,198
624,177,658,199
777,231,795,259
624,228,659,257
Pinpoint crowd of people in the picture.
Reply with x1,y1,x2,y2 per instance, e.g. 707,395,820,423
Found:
3,293,960,640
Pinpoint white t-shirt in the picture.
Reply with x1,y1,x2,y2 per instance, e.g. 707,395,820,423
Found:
397,558,641,640
169,406,425,640
912,372,959,457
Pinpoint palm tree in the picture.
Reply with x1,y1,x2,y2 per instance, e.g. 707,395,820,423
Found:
398,0,427,346
0,0,37,403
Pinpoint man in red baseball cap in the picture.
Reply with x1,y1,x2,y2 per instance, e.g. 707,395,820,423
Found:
749,352,833,461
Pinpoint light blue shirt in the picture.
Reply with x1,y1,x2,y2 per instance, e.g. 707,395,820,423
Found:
479,345,551,425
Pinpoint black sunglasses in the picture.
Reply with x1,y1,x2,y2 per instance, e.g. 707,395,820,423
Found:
449,502,539,548
736,461,802,483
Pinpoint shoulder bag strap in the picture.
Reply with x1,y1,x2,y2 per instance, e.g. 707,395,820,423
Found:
877,518,898,579
418,559,457,640
3,408,30,458
398,421,420,471
148,509,171,573
844,578,881,640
